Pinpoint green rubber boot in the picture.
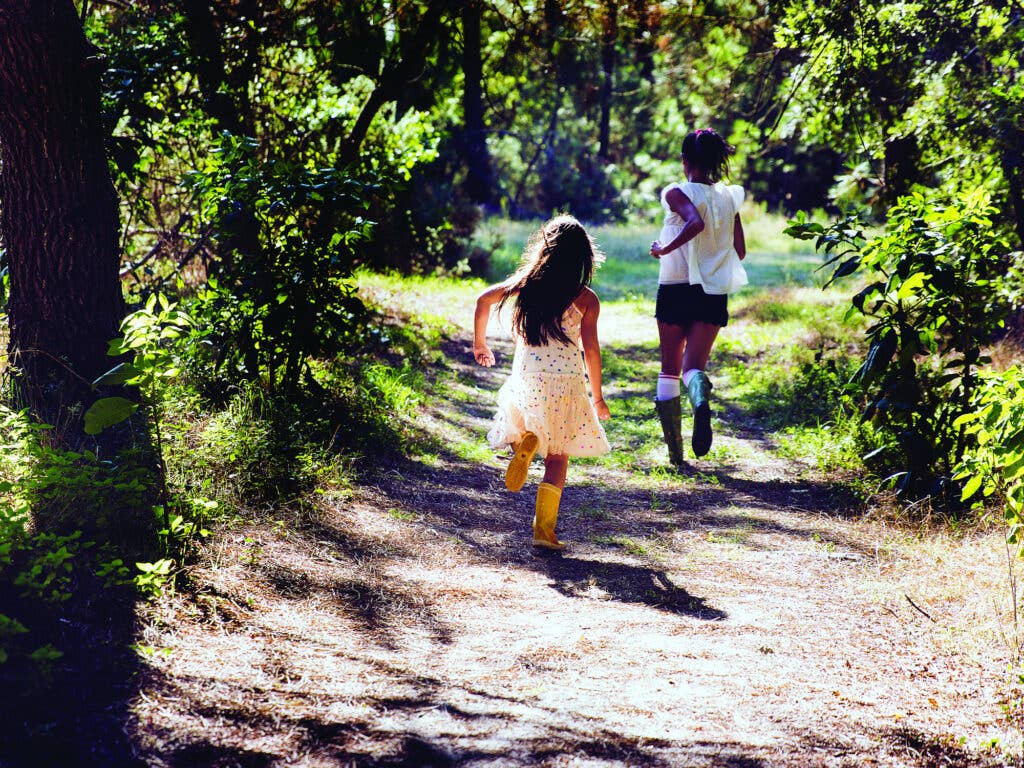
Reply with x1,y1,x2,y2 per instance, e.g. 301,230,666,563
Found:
687,371,713,458
654,397,686,467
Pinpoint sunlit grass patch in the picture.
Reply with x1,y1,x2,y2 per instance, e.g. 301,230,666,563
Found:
387,507,417,522
356,268,480,334
591,533,654,558
477,208,826,296
740,202,824,256
452,439,499,464
775,418,879,481
706,524,752,546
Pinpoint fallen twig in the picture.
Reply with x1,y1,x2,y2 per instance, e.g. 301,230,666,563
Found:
904,593,936,623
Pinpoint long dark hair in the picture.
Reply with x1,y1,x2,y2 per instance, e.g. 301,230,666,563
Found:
680,129,735,183
498,215,603,347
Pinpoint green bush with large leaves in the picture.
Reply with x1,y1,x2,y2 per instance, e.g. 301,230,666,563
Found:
788,188,1020,498
187,135,381,393
955,366,1024,543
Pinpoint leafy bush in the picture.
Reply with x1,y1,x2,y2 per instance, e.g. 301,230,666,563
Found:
0,406,146,676
955,366,1024,543
788,188,1020,498
186,134,381,393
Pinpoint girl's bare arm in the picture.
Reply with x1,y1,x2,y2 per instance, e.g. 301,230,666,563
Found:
734,213,746,260
578,288,610,420
651,187,704,257
473,284,508,366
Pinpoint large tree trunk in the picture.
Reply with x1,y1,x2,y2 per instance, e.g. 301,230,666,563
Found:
539,0,569,212
630,0,656,157
598,1,618,161
0,0,126,448
461,0,496,208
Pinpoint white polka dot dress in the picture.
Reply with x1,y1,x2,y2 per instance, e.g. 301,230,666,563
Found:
488,303,611,458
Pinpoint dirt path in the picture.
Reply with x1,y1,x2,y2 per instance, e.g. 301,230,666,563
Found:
130,323,1020,767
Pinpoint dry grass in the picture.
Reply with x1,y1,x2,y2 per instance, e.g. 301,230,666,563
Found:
125,300,1023,766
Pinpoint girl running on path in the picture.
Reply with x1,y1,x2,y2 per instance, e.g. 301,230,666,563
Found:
473,215,611,550
650,128,747,467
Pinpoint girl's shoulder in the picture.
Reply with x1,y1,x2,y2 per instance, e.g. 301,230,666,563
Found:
661,181,701,209
659,181,682,203
713,182,745,209
573,286,599,313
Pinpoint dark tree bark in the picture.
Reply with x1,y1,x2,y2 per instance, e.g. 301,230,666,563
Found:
0,0,126,447
177,0,247,135
538,0,568,211
461,0,496,207
598,1,619,161
630,0,656,156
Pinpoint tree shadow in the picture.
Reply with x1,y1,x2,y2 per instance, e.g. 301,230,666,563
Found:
0,579,145,768
139,666,772,767
796,726,1006,768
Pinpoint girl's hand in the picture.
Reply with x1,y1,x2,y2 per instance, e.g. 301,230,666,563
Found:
594,398,611,420
473,345,495,367
650,241,663,259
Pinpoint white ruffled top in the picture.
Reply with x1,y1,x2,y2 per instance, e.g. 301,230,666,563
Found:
658,181,748,295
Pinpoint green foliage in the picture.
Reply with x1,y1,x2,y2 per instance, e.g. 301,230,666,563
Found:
788,189,1019,496
0,436,137,674
954,367,1024,545
186,134,379,392
774,0,1024,233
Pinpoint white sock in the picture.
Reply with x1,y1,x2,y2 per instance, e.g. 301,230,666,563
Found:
682,369,701,387
656,374,680,400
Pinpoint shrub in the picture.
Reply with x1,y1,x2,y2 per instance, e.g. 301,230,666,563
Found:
787,188,1019,498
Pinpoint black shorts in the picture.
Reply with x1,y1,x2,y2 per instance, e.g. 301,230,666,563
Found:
655,282,728,328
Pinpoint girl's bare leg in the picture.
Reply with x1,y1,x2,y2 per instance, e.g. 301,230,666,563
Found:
542,453,569,489
682,322,720,372
657,320,687,377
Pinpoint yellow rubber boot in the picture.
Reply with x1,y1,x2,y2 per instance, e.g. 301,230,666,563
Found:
505,431,539,491
533,482,566,550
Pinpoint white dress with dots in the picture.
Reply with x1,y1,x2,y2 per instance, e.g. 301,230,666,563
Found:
487,303,610,459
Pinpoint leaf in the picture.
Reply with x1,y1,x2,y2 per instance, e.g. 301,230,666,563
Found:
851,282,884,313
896,271,929,300
960,473,984,501
83,397,139,435
824,257,860,287
92,362,142,388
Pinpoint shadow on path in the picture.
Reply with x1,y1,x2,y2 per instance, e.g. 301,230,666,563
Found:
539,554,728,620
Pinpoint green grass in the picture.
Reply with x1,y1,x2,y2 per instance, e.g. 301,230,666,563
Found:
356,210,872,477
475,205,826,300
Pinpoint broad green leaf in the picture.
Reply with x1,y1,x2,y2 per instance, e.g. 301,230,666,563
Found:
960,473,984,501
93,363,142,388
83,397,139,434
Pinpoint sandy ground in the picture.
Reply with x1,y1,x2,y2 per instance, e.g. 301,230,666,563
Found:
127,329,1023,767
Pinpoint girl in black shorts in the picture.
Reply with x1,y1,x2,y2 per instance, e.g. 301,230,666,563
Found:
649,129,747,466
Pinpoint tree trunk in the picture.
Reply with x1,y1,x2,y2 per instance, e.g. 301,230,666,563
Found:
598,1,618,161
539,0,568,212
0,0,126,448
630,0,656,156
461,0,496,208
1001,125,1024,250
178,0,247,135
